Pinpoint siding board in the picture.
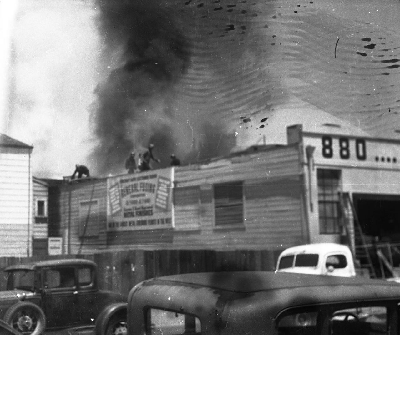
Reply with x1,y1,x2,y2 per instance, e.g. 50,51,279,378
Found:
0,141,32,256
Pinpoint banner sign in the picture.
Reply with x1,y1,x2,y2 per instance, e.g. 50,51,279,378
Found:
107,168,173,231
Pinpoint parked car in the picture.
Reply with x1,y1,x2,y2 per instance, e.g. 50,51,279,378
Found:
127,271,400,334
275,243,356,277
1,259,127,335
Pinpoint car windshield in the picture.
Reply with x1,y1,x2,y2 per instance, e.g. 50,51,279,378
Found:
7,270,36,291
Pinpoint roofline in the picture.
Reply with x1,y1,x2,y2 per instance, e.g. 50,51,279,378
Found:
33,177,49,187
5,259,97,271
296,127,400,145
137,273,400,312
0,134,33,149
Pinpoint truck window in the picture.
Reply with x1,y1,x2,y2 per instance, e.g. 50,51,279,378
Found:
326,254,347,269
278,254,319,269
278,255,294,269
295,254,319,267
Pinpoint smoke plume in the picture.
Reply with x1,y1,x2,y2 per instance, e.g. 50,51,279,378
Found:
91,0,272,175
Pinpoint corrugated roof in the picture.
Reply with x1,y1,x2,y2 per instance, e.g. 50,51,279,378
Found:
0,134,33,149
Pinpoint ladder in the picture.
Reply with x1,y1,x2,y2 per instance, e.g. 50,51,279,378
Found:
338,192,377,278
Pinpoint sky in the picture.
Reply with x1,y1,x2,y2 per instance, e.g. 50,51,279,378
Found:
1,0,400,178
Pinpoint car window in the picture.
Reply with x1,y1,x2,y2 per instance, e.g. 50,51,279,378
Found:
326,254,347,269
330,306,388,335
45,267,75,289
78,267,92,287
276,305,389,335
45,270,60,288
147,309,201,335
277,311,319,334
7,270,35,291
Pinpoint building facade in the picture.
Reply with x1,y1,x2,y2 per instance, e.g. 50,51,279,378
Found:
55,125,400,272
0,134,33,257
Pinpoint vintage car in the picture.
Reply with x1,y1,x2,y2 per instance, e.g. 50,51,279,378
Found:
1,259,127,335
275,243,356,277
127,271,400,334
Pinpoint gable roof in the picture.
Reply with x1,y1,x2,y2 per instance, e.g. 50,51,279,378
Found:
0,134,33,149
33,177,49,187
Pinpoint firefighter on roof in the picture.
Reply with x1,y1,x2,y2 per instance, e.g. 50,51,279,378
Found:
71,164,90,179
139,144,160,171
125,152,137,174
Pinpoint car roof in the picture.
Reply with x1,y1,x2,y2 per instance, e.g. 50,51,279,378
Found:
279,243,351,257
5,259,97,272
145,271,400,300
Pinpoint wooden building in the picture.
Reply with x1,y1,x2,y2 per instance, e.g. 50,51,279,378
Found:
0,134,33,257
56,125,400,272
32,177,49,257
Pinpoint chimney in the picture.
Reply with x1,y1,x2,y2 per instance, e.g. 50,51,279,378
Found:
286,124,303,144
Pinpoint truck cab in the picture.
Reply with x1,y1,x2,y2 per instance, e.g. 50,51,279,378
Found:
276,243,356,277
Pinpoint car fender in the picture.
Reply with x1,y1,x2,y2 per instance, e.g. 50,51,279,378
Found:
94,302,127,335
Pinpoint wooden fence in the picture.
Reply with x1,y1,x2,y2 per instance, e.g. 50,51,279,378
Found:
0,249,280,296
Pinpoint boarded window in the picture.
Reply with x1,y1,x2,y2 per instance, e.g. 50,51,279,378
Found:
174,186,200,230
317,169,341,234
79,200,99,237
214,181,244,226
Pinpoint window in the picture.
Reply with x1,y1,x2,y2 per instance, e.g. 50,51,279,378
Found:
7,270,35,291
37,200,46,216
147,309,201,335
277,310,319,334
214,181,244,226
35,199,48,223
330,306,388,335
45,267,76,289
278,254,319,269
326,254,347,269
276,305,390,335
78,267,93,287
317,169,341,234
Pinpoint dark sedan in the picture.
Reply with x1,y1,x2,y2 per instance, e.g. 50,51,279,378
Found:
127,271,400,334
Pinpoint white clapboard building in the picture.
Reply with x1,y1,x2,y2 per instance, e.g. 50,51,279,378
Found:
0,134,33,257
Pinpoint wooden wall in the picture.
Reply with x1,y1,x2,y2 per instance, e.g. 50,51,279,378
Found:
0,146,32,257
59,144,306,254
173,144,306,250
60,178,108,255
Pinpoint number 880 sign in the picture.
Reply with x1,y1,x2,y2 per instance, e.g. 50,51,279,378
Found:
321,136,367,161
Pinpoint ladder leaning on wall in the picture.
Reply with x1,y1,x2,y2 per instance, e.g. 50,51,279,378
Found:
338,192,377,278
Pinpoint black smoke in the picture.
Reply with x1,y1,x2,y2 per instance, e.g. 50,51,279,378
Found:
91,0,273,175
91,0,193,174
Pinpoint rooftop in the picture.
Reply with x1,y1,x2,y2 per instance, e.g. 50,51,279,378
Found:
0,134,33,149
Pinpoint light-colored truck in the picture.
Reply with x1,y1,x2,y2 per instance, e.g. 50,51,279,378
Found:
275,243,356,277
